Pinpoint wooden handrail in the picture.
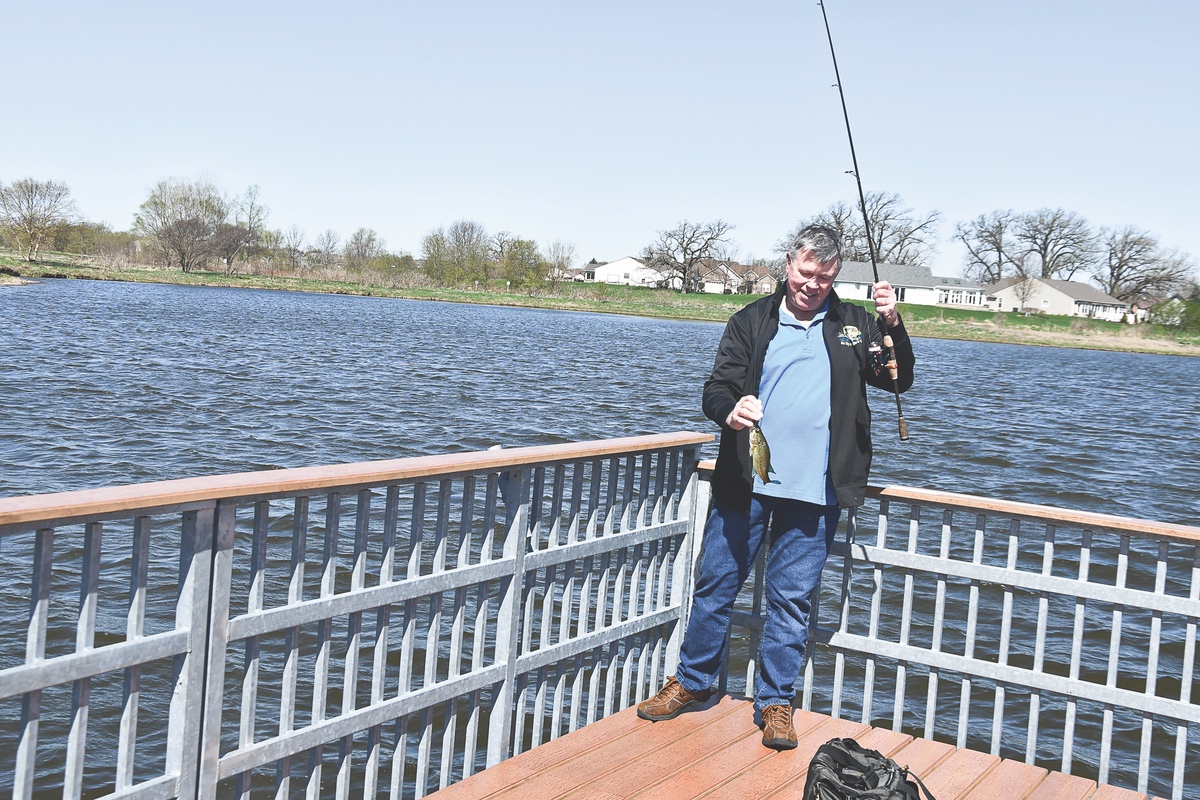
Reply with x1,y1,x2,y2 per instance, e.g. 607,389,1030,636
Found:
0,432,713,531
695,459,1200,544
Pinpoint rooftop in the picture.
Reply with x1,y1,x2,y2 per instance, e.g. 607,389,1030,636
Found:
836,261,984,290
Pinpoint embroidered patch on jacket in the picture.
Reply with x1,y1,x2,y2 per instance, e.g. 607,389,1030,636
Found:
837,325,862,346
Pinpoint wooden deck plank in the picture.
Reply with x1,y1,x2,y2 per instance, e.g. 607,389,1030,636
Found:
700,713,869,800
428,699,1159,800
520,696,748,800
918,747,1001,799
431,696,738,800
888,736,957,779
557,698,762,799
624,706,785,798
1088,785,1150,799
961,758,1048,799
1024,771,1099,800
853,725,917,757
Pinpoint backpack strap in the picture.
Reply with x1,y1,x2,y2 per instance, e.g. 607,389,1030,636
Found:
902,766,938,800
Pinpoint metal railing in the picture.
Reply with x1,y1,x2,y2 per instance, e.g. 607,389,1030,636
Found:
724,481,1200,800
0,433,711,799
5,436,1197,799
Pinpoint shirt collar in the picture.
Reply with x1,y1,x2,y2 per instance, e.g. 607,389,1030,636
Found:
779,298,829,329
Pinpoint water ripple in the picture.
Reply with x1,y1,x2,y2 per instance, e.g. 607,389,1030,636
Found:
1,281,1198,527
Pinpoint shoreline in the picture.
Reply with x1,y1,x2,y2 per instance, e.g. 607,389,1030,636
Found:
5,262,1199,357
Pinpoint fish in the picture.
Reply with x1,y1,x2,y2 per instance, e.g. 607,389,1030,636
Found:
749,424,774,483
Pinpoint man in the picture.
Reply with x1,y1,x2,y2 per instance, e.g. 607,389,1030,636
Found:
636,224,915,749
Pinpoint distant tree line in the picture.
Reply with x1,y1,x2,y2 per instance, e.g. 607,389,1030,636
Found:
771,193,1196,309
418,220,577,293
2,175,1197,327
0,176,581,295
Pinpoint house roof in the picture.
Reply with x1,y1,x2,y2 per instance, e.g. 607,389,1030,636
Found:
834,262,983,291
738,262,777,281
695,258,777,285
696,259,740,280
984,277,1125,306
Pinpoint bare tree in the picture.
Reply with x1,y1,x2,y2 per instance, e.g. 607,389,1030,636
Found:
1011,208,1096,280
1009,253,1042,310
312,229,341,270
489,230,514,284
543,239,577,288
344,228,384,271
861,192,941,265
1092,226,1194,304
791,201,859,255
281,225,306,274
642,219,735,293
0,178,77,261
215,186,269,275
134,178,228,272
780,192,939,267
255,229,282,275
954,210,1016,285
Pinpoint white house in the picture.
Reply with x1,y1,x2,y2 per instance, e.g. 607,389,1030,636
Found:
833,262,987,308
579,256,779,294
984,277,1129,322
588,256,661,287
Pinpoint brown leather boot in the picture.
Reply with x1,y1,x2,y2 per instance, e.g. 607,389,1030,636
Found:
636,676,712,721
760,704,798,750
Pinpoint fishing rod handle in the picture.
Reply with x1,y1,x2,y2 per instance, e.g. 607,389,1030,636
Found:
882,332,899,381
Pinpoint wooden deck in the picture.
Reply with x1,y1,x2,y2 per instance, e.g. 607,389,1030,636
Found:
429,696,1157,800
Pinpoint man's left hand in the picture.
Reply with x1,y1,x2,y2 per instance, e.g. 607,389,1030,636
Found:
873,281,900,328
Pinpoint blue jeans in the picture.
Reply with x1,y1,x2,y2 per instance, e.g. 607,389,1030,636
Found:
675,495,839,710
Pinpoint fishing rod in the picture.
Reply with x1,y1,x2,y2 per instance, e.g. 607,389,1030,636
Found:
817,0,909,441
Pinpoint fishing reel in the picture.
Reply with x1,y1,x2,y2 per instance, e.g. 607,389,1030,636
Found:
868,340,889,376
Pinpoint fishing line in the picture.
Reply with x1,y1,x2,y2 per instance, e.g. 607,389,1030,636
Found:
817,0,910,441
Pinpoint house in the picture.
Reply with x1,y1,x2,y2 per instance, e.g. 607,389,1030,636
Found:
737,262,778,295
833,262,988,308
694,259,779,295
984,277,1129,322
578,256,779,294
696,259,743,293
587,256,661,287
1147,294,1187,326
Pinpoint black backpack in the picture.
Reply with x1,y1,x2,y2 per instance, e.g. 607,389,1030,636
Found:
802,737,936,799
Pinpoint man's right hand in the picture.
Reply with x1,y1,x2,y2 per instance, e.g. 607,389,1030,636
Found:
725,395,763,430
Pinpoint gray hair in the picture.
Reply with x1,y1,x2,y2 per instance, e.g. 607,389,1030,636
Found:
787,224,843,266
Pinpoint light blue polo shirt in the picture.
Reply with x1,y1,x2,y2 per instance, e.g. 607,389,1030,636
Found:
753,300,835,505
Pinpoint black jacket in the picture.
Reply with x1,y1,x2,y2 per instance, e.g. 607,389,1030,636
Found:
702,286,915,510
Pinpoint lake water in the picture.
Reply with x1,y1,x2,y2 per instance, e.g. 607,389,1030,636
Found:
3,279,1198,525
2,279,1198,795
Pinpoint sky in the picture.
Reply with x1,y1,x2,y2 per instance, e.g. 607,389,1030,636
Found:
4,1,1198,279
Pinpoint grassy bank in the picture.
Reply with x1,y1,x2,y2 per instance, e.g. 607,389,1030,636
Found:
5,254,1199,357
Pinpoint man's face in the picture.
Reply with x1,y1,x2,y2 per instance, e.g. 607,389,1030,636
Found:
785,248,840,313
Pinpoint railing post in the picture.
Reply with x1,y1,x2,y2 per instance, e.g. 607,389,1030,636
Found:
828,505,858,718
171,505,217,800
488,468,530,767
195,501,236,799
14,527,54,800
666,448,705,676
